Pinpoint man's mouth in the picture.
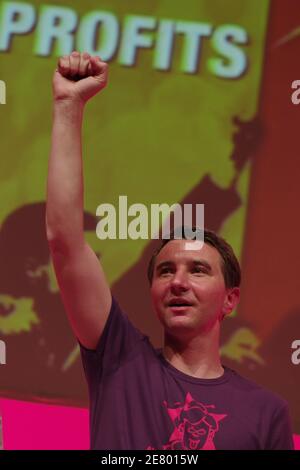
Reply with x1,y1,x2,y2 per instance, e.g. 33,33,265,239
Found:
167,298,194,313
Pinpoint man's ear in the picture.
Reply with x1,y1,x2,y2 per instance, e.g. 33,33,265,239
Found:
220,287,240,320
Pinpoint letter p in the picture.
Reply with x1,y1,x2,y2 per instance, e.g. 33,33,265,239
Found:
0,2,36,51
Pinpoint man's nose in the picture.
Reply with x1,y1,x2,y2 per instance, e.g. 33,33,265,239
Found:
170,270,189,293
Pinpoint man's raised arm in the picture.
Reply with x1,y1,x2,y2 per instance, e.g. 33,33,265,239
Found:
46,51,111,350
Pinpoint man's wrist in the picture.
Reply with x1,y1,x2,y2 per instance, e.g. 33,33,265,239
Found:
54,97,85,111
53,98,85,122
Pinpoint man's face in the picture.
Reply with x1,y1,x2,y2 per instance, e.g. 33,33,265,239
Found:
150,240,238,337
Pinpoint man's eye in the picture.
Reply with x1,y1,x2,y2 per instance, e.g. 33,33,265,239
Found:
192,267,205,273
160,268,172,275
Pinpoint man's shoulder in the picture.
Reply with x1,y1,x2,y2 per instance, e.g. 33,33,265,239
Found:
227,367,289,410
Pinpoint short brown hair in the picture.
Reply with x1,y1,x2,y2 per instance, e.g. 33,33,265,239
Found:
147,227,241,289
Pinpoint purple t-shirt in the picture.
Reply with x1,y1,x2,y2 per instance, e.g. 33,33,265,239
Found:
80,296,294,450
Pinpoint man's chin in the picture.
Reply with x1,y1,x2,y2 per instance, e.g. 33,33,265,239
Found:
163,318,198,338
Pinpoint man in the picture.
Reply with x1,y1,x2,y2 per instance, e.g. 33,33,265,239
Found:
46,51,294,450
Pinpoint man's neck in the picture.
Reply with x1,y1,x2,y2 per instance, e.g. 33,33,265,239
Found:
162,323,223,379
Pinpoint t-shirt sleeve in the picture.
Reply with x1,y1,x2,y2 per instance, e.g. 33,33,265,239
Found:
79,295,146,384
265,402,295,450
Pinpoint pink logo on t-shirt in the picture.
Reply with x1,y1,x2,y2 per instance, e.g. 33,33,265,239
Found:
148,392,227,450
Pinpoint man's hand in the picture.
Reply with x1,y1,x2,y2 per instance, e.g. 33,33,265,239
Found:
52,51,108,105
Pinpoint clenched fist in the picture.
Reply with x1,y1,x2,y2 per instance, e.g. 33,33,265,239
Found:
53,51,108,104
